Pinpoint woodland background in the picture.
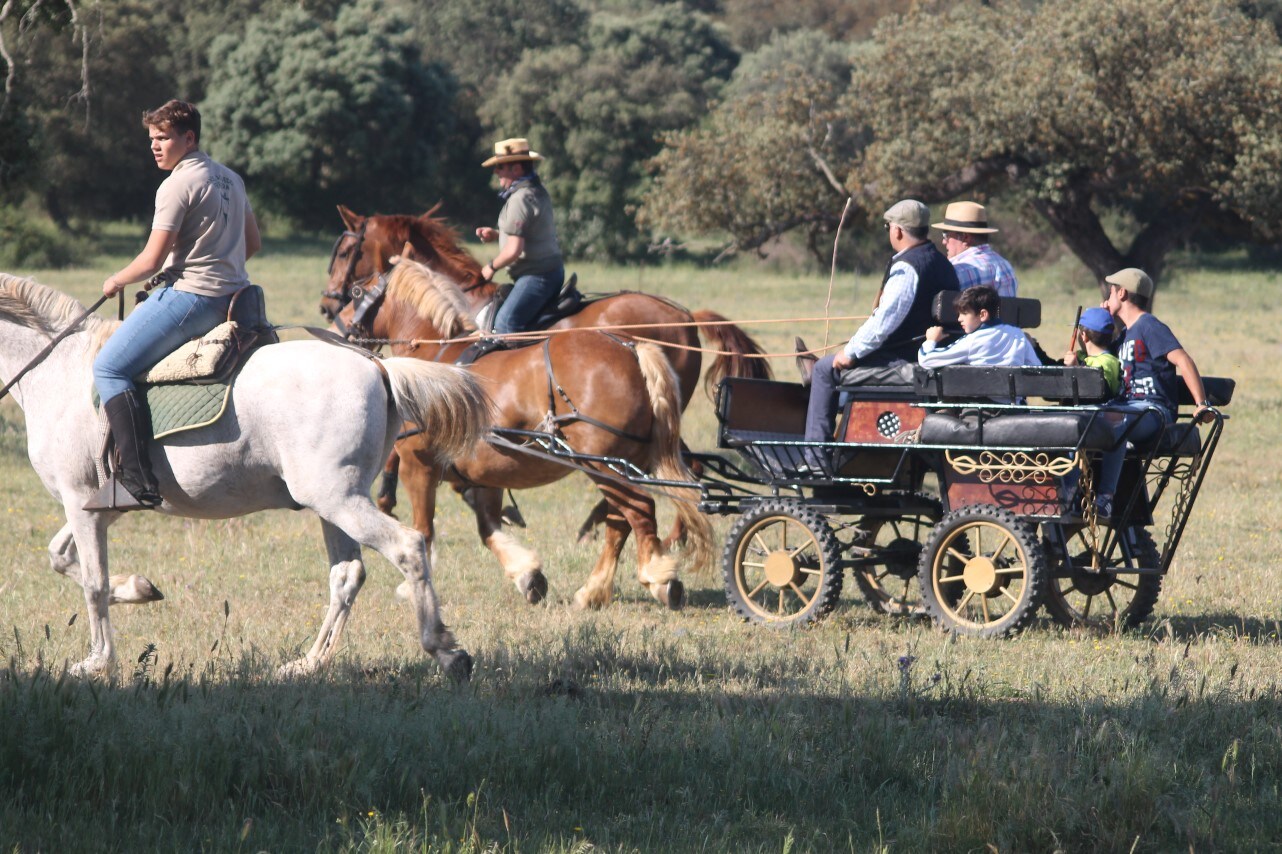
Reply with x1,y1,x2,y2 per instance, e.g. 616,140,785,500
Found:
4,0,1282,285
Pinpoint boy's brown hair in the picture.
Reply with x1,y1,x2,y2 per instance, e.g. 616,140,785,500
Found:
954,285,1000,318
1079,326,1112,348
143,100,201,144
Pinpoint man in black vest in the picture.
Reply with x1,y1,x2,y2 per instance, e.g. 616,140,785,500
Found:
803,199,960,451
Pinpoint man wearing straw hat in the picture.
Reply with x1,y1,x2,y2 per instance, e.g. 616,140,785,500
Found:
473,137,565,352
932,200,1018,297
800,199,959,469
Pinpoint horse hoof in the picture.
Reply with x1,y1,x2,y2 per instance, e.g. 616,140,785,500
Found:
657,580,686,610
518,571,548,605
572,589,607,610
278,658,316,678
438,649,473,682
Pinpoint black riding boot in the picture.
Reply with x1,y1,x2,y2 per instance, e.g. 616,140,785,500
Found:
85,389,162,511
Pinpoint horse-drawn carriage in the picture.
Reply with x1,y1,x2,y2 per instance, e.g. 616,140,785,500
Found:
689,294,1232,636
321,212,1230,637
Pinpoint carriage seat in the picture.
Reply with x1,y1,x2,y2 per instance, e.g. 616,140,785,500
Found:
919,410,1115,451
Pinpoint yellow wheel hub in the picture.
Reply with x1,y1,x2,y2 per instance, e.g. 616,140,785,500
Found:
764,551,800,587
961,555,999,594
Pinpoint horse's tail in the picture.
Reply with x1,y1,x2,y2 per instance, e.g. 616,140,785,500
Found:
634,342,715,574
690,309,772,398
381,358,493,462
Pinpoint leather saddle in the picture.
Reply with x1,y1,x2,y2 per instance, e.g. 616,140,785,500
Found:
456,273,582,366
138,285,277,386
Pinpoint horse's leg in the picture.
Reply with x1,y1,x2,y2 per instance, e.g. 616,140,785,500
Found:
658,441,701,551
593,479,684,610
376,449,400,517
313,495,471,680
572,496,630,610
279,520,367,676
460,485,546,604
48,523,164,605
60,509,121,677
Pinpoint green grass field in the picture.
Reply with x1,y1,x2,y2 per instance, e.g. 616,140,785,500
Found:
2,237,1281,851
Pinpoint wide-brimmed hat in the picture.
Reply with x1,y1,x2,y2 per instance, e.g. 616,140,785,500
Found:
1104,267,1154,298
1078,307,1115,334
883,199,930,230
932,201,999,234
481,138,544,168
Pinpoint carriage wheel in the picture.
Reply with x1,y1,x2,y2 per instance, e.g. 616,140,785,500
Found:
919,505,1045,638
723,499,843,626
852,498,941,617
1044,525,1162,630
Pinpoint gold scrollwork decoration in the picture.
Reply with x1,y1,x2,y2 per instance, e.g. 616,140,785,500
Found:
945,450,1078,484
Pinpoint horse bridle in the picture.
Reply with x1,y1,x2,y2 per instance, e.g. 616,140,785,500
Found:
322,220,372,306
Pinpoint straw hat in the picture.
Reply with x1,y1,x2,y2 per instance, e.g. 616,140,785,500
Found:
481,138,544,168
932,201,998,234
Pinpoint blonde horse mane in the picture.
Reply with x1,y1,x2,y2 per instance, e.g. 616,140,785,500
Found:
0,273,117,353
385,259,479,338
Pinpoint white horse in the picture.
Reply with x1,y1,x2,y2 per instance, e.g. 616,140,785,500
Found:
0,273,491,679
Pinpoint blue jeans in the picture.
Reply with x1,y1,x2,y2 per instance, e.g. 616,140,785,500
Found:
492,267,565,335
1096,402,1171,499
93,286,233,403
804,351,914,443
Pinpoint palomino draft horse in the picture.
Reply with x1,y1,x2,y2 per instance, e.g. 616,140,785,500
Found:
321,205,771,534
333,258,715,609
0,273,490,679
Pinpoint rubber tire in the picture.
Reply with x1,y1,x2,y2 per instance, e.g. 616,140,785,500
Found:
723,499,843,627
918,505,1046,638
1043,525,1163,630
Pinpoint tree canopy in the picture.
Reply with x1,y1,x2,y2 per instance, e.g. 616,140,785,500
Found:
481,4,738,259
203,0,480,231
646,0,1282,284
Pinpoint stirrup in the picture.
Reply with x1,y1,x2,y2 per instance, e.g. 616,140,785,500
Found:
83,474,161,512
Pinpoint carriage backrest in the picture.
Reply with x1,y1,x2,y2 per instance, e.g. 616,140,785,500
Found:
914,364,1111,405
931,292,1042,328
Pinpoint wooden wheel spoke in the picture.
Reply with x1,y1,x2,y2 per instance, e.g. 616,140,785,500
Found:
999,586,1020,604
798,566,821,577
1081,594,1093,620
1114,578,1139,591
788,582,813,604
956,589,976,611
788,542,815,559
988,532,1014,563
945,545,970,564
741,560,766,570
939,573,966,584
980,594,991,623
747,579,769,598
995,566,1025,576
750,531,774,556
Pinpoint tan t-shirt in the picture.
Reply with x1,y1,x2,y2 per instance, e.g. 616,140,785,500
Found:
152,151,252,297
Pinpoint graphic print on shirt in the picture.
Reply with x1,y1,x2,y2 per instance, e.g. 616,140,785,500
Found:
1119,337,1156,398
211,173,233,226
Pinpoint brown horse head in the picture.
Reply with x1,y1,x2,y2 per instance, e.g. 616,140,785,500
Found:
321,205,489,320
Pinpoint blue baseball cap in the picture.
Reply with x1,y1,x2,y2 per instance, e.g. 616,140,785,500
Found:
1078,307,1115,334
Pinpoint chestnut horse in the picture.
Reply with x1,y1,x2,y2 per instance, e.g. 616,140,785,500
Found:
334,258,714,609
321,205,770,535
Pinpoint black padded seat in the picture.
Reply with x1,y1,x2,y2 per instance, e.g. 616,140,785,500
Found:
919,411,1114,451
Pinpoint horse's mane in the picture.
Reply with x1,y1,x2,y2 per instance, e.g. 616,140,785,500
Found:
0,273,116,352
375,208,488,296
385,260,478,337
